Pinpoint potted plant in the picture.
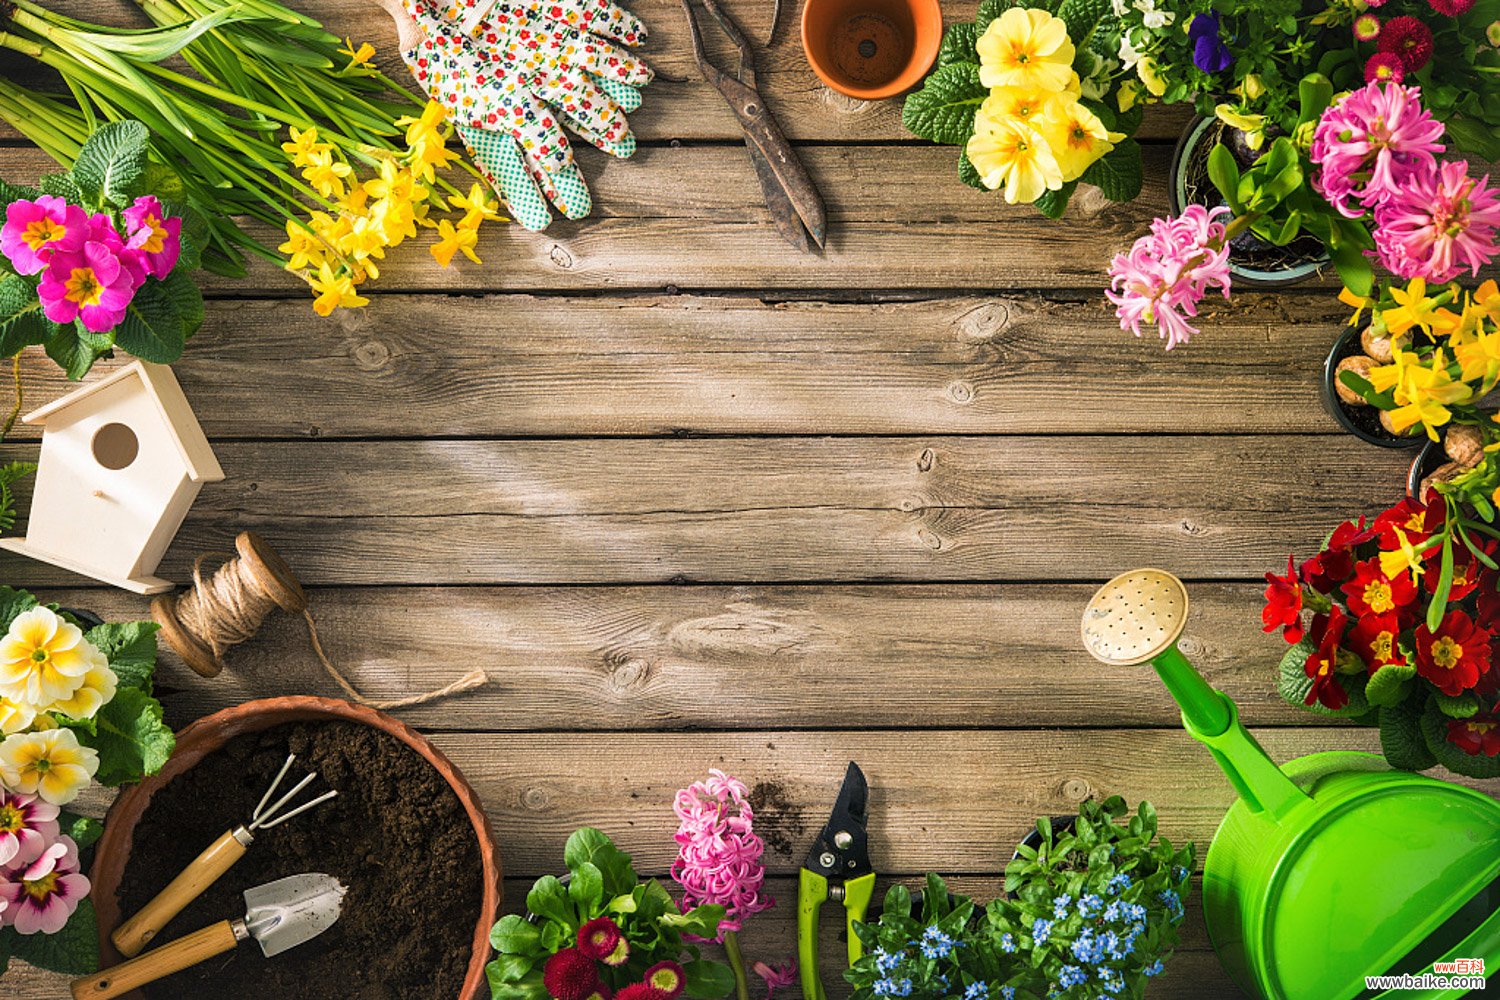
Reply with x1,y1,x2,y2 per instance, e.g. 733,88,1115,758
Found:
1322,324,1424,449
845,798,1192,1000
1262,493,1500,779
488,827,737,1000
0,586,174,984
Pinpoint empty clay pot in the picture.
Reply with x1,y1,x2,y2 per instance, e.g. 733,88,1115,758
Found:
87,695,502,1000
801,0,942,100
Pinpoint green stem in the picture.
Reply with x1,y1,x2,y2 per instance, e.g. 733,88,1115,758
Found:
723,931,751,1000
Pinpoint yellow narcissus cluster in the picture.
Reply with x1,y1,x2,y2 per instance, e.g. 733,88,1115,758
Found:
967,8,1123,204
0,607,116,736
279,100,503,315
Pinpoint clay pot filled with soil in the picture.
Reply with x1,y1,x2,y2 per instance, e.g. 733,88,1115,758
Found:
89,696,502,1000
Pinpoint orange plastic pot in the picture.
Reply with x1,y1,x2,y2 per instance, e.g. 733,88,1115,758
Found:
88,696,502,1000
800,0,942,100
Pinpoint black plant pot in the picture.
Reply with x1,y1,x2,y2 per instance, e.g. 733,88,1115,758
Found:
1322,326,1423,449
1011,815,1078,861
1407,439,1446,500
1169,116,1328,288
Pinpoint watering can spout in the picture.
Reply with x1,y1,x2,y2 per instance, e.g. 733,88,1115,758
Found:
1083,570,1311,823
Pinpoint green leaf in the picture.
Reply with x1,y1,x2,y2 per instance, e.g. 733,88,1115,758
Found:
569,860,604,914
85,621,160,693
882,882,912,920
1276,638,1369,717
1428,538,1455,633
9,897,99,974
1079,139,1143,203
113,280,188,364
45,322,114,380
1297,73,1335,127
488,966,547,1000
1421,698,1500,778
0,586,39,628
1033,181,1076,219
564,828,636,898
0,464,35,535
0,273,49,357
76,686,175,786
526,875,575,928
1205,143,1242,212
937,22,979,67
662,902,727,939
1365,662,1416,708
59,811,105,850
1435,690,1479,719
38,174,85,205
488,953,537,984
490,914,543,955
958,151,988,191
158,269,204,334
1329,238,1374,298
683,959,736,999
73,120,150,208
901,62,986,146
1442,114,1500,161
1056,0,1109,44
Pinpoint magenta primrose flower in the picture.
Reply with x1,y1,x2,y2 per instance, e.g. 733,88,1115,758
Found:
37,240,140,333
1311,81,1445,219
1106,204,1232,351
0,834,88,934
1374,159,1500,282
123,195,182,280
0,788,59,868
0,196,86,276
670,769,771,938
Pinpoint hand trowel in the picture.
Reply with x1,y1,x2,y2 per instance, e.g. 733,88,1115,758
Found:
72,873,346,1000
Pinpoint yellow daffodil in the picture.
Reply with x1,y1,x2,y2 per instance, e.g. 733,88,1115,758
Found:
1379,526,1425,585
1384,350,1474,440
430,218,481,267
1040,97,1123,182
1453,320,1500,389
977,7,1076,93
1137,56,1168,97
0,729,98,805
396,101,447,148
280,220,327,271
0,608,103,710
339,37,375,68
281,125,328,167
966,117,1063,204
301,149,352,200
449,183,504,227
1338,286,1375,328
1383,278,1441,336
309,262,369,315
1215,104,1266,150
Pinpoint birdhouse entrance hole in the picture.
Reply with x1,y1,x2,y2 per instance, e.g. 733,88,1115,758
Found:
92,422,139,470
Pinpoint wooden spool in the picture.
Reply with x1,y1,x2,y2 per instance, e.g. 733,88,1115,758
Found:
151,531,307,678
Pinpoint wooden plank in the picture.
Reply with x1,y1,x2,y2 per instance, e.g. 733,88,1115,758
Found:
0,434,1413,587
0,0,1194,144
45,583,1311,731
7,291,1347,440
0,144,1194,292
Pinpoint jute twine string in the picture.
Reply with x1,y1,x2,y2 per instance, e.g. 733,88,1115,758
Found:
176,553,487,709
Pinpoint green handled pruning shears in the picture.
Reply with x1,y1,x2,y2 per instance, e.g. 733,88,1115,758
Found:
798,761,876,1000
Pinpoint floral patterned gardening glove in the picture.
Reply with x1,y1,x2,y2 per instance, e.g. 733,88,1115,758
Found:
398,0,651,230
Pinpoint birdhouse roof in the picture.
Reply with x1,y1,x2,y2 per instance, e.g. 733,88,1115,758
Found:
23,361,224,482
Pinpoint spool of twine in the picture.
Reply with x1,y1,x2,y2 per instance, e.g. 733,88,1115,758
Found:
151,532,487,710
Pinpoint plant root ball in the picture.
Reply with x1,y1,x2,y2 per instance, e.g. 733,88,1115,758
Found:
1336,356,1376,406
1361,326,1402,364
1420,461,1468,504
1444,424,1485,468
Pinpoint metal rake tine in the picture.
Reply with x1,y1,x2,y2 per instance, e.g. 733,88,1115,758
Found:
250,769,320,830
254,787,339,830
252,753,298,822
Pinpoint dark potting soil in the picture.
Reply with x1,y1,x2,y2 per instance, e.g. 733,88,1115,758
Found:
1330,330,1405,443
115,721,483,1000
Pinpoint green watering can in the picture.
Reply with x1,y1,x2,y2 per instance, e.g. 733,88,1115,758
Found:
1081,569,1500,1000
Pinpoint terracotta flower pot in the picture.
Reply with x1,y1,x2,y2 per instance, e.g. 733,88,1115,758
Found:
88,696,502,1000
800,0,941,101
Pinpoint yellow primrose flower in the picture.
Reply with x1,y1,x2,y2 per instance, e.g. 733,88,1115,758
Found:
430,218,481,267
1215,105,1266,150
1040,97,1123,183
978,87,1059,125
449,183,503,227
281,125,328,167
0,696,34,736
301,149,352,200
1137,56,1167,97
0,607,102,710
966,117,1063,204
1383,278,1440,336
309,262,369,316
0,728,98,805
44,655,116,722
339,37,375,68
977,7,1076,93
1116,79,1142,113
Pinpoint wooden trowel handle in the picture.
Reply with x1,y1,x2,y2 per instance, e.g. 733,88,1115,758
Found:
112,828,249,957
73,919,244,999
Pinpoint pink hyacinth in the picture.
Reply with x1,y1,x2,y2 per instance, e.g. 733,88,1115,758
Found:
1106,204,1232,350
0,196,86,276
122,195,182,280
0,788,59,868
1374,160,1500,281
752,960,797,1000
670,769,771,939
1311,81,1445,218
0,835,88,935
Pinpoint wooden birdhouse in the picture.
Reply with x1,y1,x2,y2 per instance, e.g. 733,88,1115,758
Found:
0,362,223,594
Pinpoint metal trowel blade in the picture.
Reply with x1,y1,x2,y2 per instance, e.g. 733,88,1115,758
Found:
242,872,347,958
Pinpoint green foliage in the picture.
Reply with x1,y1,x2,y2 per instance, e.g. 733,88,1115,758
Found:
1365,662,1415,709
1033,181,1078,220
1379,699,1438,772
902,64,987,147
0,462,36,536
1079,140,1142,203
72,685,175,786
937,23,979,68
1056,0,1110,45
84,621,162,694
0,898,99,974
72,121,150,209
1276,639,1369,718
488,828,733,1000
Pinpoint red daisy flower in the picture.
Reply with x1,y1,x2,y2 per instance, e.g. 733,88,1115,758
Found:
1378,15,1435,71
1301,517,1375,594
1428,0,1475,14
1342,558,1418,617
615,985,668,1000
1447,712,1500,756
1348,612,1405,672
1364,52,1405,84
644,962,687,1000
1415,609,1493,696
577,917,629,966
1263,554,1305,643
545,949,603,1000
1305,607,1352,710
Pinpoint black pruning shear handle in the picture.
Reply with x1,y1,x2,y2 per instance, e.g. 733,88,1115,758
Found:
680,0,828,253
798,762,876,1000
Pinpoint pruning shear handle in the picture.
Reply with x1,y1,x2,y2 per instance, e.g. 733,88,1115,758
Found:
799,868,876,1000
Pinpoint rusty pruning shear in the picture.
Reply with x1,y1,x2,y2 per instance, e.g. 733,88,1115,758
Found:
680,0,827,253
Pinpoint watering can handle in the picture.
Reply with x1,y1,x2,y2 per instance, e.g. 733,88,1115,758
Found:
1173,678,1311,822
1370,903,1500,1000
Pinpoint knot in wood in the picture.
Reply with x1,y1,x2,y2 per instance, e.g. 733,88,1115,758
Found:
1062,778,1092,802
521,786,550,811
956,302,1010,341
605,655,652,691
916,448,937,473
549,244,575,269
353,339,391,370
946,381,975,404
915,527,944,551
819,88,874,115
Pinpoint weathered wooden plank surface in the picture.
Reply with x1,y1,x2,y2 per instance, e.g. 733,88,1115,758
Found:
7,292,1347,440
0,144,1191,291
0,0,1194,144
2,436,1411,587
44,583,1310,731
